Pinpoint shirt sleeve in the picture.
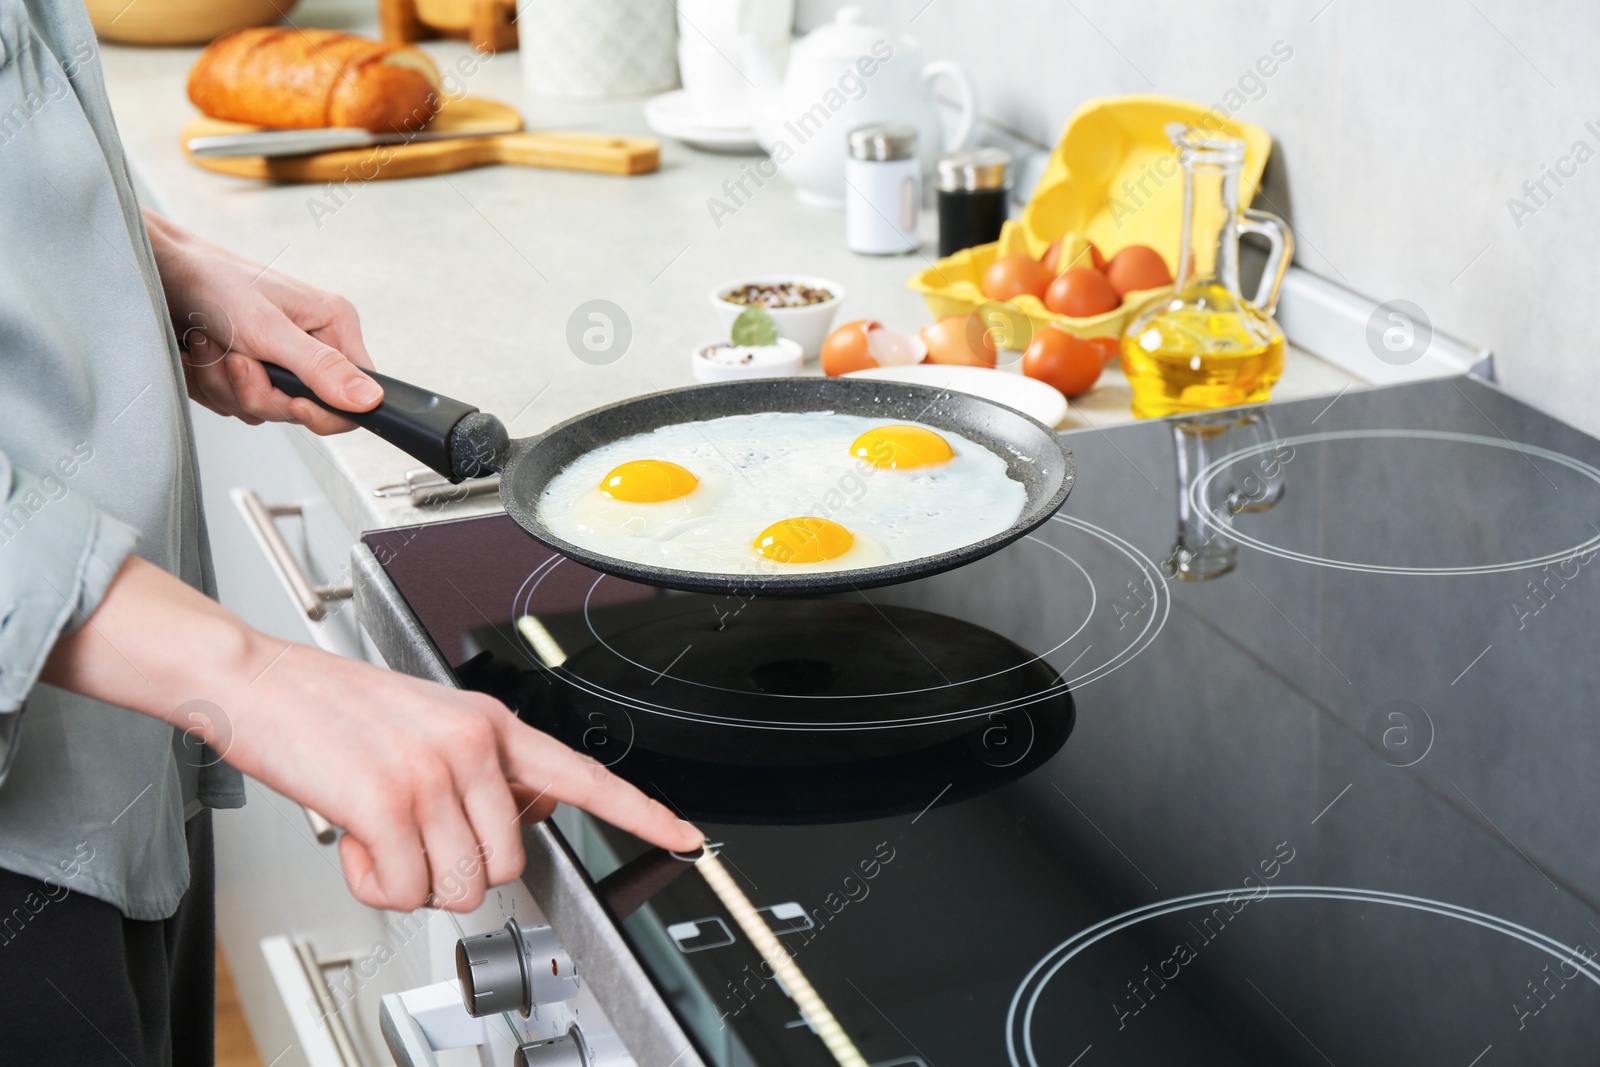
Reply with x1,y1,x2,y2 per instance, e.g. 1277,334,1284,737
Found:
0,447,140,716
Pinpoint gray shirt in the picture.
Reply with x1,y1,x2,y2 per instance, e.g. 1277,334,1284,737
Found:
0,0,242,922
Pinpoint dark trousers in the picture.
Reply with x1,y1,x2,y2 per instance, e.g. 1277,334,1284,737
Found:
0,810,215,1066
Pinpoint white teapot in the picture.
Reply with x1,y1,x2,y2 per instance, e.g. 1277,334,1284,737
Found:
739,5,976,207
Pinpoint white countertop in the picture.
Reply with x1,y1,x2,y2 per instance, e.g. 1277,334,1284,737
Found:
100,2,1356,534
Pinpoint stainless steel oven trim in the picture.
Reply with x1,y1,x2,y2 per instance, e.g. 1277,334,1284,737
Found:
351,544,707,1067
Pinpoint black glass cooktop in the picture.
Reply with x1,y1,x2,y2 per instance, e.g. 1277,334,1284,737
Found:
366,375,1600,1067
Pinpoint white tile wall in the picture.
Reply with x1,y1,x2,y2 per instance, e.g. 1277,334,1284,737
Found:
798,0,1600,434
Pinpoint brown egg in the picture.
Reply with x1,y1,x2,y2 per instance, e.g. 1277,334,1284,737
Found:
1024,327,1103,398
921,314,997,368
1041,238,1107,276
821,319,880,376
1086,336,1120,368
1105,245,1173,296
982,253,1053,301
1044,268,1121,318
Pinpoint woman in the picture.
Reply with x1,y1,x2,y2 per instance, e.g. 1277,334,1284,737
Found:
0,1,700,1062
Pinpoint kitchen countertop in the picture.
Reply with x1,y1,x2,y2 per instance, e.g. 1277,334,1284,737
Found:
99,0,1357,535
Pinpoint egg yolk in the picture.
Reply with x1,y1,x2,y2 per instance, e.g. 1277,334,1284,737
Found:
599,460,699,502
753,517,855,564
851,425,954,469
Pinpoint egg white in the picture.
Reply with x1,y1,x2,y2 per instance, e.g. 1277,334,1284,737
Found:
537,412,1027,576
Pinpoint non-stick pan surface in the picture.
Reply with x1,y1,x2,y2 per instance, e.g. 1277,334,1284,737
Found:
267,368,1074,596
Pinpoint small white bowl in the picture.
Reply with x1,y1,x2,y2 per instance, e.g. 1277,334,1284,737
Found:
709,275,845,359
691,337,805,383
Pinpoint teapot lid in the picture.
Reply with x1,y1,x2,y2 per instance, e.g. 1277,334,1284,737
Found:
799,5,904,59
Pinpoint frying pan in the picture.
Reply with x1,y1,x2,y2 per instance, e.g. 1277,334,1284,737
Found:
266,365,1075,596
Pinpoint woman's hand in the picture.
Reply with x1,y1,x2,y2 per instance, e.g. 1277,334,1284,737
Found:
42,558,704,912
230,639,699,912
143,209,384,435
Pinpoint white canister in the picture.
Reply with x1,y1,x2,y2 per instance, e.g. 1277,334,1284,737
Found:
518,0,679,100
845,123,920,256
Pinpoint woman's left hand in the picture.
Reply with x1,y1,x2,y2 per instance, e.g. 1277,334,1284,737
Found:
144,209,384,435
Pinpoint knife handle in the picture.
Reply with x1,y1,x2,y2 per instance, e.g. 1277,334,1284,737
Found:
489,131,659,176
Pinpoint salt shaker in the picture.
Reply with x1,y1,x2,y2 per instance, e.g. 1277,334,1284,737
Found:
845,123,920,256
936,148,1012,258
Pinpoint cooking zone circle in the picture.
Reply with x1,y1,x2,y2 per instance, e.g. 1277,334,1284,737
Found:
1190,429,1600,575
509,514,1169,731
1006,887,1600,1067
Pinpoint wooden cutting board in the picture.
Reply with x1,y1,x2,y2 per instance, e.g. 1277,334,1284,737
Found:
181,95,659,181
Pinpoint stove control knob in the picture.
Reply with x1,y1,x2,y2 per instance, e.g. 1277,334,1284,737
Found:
456,919,580,1018
515,1026,590,1067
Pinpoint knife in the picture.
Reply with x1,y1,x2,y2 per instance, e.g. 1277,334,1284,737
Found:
186,126,660,176
188,127,506,158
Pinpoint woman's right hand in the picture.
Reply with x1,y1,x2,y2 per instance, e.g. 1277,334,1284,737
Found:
43,557,702,912
233,639,702,912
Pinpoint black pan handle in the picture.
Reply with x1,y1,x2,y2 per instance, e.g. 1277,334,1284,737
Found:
263,363,510,481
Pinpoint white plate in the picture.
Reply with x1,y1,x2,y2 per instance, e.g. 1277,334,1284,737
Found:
844,364,1070,430
644,90,762,153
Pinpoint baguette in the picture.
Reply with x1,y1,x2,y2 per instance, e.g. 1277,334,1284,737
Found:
188,28,443,133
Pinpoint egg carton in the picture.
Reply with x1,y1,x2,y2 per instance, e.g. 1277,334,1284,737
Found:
908,94,1272,343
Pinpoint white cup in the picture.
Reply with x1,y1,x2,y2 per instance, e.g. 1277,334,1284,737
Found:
675,0,792,122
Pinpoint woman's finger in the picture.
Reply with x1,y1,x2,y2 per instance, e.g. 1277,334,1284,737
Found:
459,775,526,889
337,818,429,912
223,352,359,433
306,294,375,372
508,784,558,826
415,781,489,912
499,723,702,853
221,354,295,424
181,362,233,419
239,308,383,429
187,353,254,422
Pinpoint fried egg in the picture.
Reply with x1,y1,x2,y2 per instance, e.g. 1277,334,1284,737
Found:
537,412,1026,577
567,459,725,539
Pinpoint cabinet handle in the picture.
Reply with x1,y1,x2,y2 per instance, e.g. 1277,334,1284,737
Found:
235,489,354,622
261,934,366,1067
234,488,345,843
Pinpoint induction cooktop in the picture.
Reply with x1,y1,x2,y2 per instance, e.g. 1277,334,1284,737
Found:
366,375,1600,1067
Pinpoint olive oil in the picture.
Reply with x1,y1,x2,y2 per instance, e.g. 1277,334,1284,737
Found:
1119,129,1292,420
1120,285,1285,419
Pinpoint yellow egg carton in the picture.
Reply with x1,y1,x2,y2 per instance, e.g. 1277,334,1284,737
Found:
910,95,1272,343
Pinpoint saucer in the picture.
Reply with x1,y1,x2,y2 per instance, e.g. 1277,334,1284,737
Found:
644,90,762,153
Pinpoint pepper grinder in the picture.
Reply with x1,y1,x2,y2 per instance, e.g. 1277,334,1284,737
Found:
845,123,920,256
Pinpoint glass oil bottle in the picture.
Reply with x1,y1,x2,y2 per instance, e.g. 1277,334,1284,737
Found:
1120,128,1293,419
